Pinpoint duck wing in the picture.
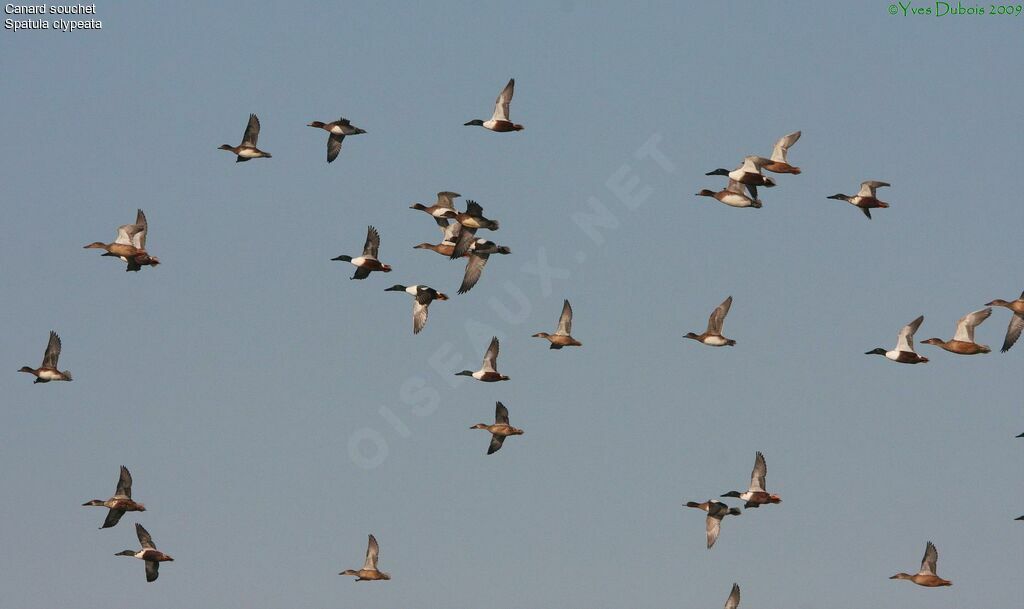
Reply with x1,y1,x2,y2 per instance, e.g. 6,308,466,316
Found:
770,131,800,163
707,296,733,334
495,401,510,425
556,299,573,336
481,336,500,372
748,451,767,493
705,514,722,548
115,465,133,498
242,113,260,146
953,308,991,343
136,523,156,549
436,191,460,210
131,209,148,250
491,78,514,122
724,583,741,609
101,508,126,529
42,331,61,368
487,434,506,455
327,133,345,163
362,226,381,258
145,560,160,582
857,180,890,198
1001,313,1024,352
458,252,488,294
412,300,429,334
451,227,478,260
363,534,379,570
917,541,939,576
896,315,924,352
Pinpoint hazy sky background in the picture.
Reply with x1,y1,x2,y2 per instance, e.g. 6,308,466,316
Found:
2,2,1022,608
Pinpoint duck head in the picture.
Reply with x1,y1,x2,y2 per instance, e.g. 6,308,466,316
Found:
470,423,489,430
532,332,551,339
920,338,944,347
720,491,742,499
115,550,137,557
865,348,888,356
464,119,485,127
331,255,353,262
705,168,730,177
827,194,851,201
307,121,326,129
384,285,407,292
889,573,913,581
454,370,475,377
83,242,108,249
18,366,35,374
682,332,701,341
696,189,718,197
217,144,234,151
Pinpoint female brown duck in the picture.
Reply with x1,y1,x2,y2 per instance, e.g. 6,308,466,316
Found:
19,331,72,383
340,534,390,581
890,541,951,587
83,466,145,528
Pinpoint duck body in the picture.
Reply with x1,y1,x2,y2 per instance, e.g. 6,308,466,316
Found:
83,465,144,528
455,337,509,381
307,118,365,162
684,296,736,347
985,291,1024,352
696,184,762,209
20,331,72,383
340,534,390,581
890,541,951,587
533,300,582,348
828,181,890,219
385,285,448,334
85,209,160,271
471,402,523,454
116,523,172,582
761,130,802,174
920,339,990,355
684,500,741,548
332,226,391,279
219,113,271,162
465,79,524,132
866,315,928,363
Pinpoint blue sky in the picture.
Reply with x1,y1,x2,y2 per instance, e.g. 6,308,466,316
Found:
1,2,1022,608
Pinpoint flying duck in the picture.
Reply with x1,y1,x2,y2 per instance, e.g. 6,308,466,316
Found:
721,452,781,508
116,523,173,583
457,238,511,294
865,315,929,364
218,113,271,161
84,209,160,271
683,296,736,347
332,226,392,279
827,181,890,219
920,308,992,355
683,500,741,549
450,200,501,259
19,331,72,383
889,541,952,587
706,157,776,199
414,220,463,258
464,78,524,132
410,191,461,225
307,117,366,162
82,466,145,529
455,336,509,382
470,401,524,454
696,179,763,209
339,534,390,581
760,131,802,174
385,285,448,334
985,290,1024,352
532,300,582,348
723,583,741,609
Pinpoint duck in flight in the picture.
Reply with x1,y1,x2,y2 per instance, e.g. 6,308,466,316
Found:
696,179,762,209
890,541,952,587
385,284,448,334
449,200,501,259
410,191,461,225
82,466,145,529
720,452,781,508
723,583,741,609
218,113,271,161
920,308,992,355
706,157,776,199
455,336,509,382
532,300,582,348
84,209,160,272
683,296,736,346
865,315,929,364
116,523,173,583
464,78,524,132
827,181,890,219
985,290,1024,352
339,534,390,581
307,117,366,162
457,238,511,294
332,226,392,279
683,500,741,549
470,402,524,455
759,131,802,174
414,220,463,258
19,331,72,383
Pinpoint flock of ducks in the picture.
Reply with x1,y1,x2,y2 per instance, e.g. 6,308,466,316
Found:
17,76,1022,600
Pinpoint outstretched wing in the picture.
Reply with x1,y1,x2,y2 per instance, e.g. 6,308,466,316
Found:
748,452,767,493
953,308,991,343
327,133,345,162
436,191,460,209
132,209,148,250
242,113,260,146
459,252,488,294
482,336,500,372
363,226,381,258
412,300,429,335
724,583,741,609
42,331,62,368
918,541,938,576
896,315,924,352
556,300,573,336
857,180,890,198
707,296,733,334
115,466,133,498
770,131,800,163
491,78,514,122
136,523,156,549
705,514,722,549
495,401,510,425
1001,313,1024,353
487,434,506,455
363,534,379,570
145,560,160,582
102,508,126,529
